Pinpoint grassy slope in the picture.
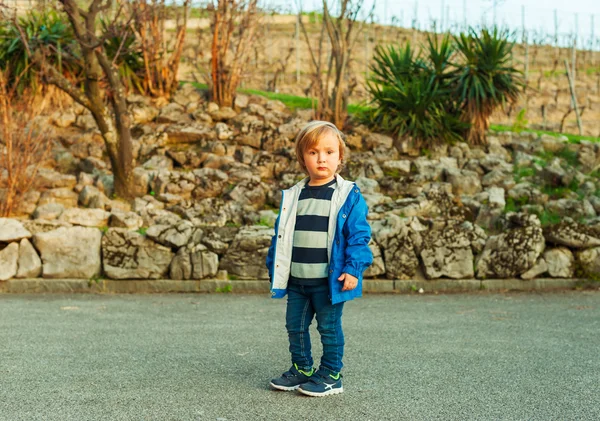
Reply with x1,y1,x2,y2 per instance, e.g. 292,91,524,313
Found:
188,81,599,144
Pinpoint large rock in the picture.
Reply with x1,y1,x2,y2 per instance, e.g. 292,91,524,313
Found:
444,168,482,196
226,180,267,209
364,133,393,149
420,221,475,279
58,208,111,227
16,238,42,278
544,221,600,248
219,226,272,279
37,168,77,189
156,103,190,124
0,242,19,281
170,245,219,280
21,219,72,235
544,247,574,278
33,203,65,220
545,199,596,220
575,247,600,278
102,229,174,279
191,168,228,199
372,215,423,279
146,220,195,249
169,248,192,280
33,227,102,278
363,240,385,278
0,218,32,242
520,258,548,280
38,188,78,208
78,185,109,209
476,213,545,279
109,211,144,231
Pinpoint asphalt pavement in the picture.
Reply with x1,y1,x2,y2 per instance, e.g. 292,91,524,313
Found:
1,291,599,420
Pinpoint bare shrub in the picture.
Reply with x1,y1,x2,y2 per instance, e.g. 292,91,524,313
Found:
129,0,191,99
299,0,370,129
0,70,51,217
208,0,259,107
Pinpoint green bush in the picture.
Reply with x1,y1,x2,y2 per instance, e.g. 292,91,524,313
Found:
452,28,524,145
363,28,523,148
0,10,81,94
1,10,146,98
364,35,467,147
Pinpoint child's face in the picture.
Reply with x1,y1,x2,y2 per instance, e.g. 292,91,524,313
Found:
303,131,341,186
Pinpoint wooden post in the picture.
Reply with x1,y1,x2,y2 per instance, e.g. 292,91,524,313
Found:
564,59,583,135
296,13,300,84
524,36,529,85
572,35,576,83
554,9,559,60
541,104,547,130
521,5,525,44
364,29,369,82
264,21,269,89
591,15,595,67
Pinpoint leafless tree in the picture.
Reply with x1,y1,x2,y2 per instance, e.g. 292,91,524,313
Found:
34,0,137,199
267,41,295,92
298,0,372,129
129,0,190,99
208,0,259,107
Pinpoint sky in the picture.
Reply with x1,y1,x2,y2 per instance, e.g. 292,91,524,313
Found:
264,0,600,47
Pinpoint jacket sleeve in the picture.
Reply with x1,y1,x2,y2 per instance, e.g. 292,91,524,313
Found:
341,192,373,279
265,212,281,282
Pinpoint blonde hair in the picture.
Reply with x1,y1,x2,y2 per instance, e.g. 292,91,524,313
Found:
295,121,346,173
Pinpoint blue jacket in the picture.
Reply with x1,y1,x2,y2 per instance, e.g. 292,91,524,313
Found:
266,174,373,305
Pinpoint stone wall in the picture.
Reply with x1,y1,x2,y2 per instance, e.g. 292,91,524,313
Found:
1,84,600,284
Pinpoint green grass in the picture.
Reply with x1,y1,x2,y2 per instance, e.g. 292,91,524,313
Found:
542,66,600,78
513,166,536,183
536,210,562,226
215,284,233,293
184,81,599,143
239,88,314,110
491,124,600,144
186,81,372,113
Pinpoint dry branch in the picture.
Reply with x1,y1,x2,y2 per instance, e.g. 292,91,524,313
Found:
130,0,190,98
0,70,51,217
208,0,259,107
298,0,371,129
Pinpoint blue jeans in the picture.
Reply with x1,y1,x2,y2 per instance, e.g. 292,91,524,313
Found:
285,283,345,374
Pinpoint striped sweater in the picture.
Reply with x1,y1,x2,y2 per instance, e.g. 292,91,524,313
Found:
289,178,336,286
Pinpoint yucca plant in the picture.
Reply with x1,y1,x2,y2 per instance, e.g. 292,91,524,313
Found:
452,28,524,145
365,35,467,147
0,10,81,95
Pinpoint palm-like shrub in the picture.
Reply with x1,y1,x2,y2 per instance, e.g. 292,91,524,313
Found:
365,35,467,146
452,28,524,145
0,10,81,95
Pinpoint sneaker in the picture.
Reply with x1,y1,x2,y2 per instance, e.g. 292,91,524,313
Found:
298,371,343,397
269,364,314,391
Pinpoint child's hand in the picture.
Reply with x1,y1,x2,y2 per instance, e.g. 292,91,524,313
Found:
338,273,358,291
